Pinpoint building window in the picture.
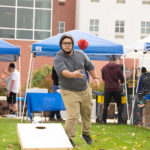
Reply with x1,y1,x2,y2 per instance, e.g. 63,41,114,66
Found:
0,0,15,6
91,0,99,2
0,0,52,40
18,0,33,7
141,21,150,34
17,30,33,39
0,29,15,38
58,22,65,33
116,0,125,3
34,31,51,40
115,20,125,33
142,0,150,4
35,10,51,30
115,20,124,38
35,0,52,9
89,19,99,34
17,8,33,29
0,7,15,28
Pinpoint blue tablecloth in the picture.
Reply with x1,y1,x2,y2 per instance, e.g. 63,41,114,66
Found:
26,93,66,119
17,97,24,101
145,95,150,101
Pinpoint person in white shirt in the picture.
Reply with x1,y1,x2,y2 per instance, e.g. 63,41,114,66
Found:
1,67,11,114
6,63,20,115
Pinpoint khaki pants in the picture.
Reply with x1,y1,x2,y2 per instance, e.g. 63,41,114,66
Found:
61,87,92,139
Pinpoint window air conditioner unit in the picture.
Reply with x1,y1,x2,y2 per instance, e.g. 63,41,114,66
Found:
143,0,150,4
59,0,66,3
117,0,125,3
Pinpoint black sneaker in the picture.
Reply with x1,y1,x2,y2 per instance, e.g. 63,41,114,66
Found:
57,118,65,122
13,111,17,115
102,120,106,124
81,134,93,145
118,119,125,124
69,139,76,147
49,118,56,121
9,109,14,114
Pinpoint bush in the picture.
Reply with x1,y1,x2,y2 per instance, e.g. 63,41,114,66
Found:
0,85,6,96
90,81,104,92
31,65,53,92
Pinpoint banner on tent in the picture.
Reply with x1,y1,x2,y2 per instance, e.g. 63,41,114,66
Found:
35,46,42,52
144,42,150,51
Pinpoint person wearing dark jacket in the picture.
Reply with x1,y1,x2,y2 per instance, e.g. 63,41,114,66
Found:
138,67,147,92
101,56,124,124
49,66,63,121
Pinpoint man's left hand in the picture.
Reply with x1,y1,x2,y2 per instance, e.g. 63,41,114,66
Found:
93,79,100,89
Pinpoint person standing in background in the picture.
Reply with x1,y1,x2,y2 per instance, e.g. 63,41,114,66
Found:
102,56,124,124
49,66,64,121
6,63,20,115
138,67,147,92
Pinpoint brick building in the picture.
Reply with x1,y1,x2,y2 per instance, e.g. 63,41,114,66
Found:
0,0,76,88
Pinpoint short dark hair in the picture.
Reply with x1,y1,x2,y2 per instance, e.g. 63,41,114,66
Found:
141,67,147,73
59,34,74,48
109,55,116,62
9,63,15,69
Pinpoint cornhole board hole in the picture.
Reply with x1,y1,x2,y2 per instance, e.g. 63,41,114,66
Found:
17,123,73,150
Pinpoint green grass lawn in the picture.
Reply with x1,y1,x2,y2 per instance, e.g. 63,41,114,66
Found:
0,118,150,150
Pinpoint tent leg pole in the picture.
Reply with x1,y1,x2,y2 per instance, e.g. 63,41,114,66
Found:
29,56,35,88
122,55,130,123
19,56,22,118
21,53,33,122
24,56,35,120
26,110,28,121
130,57,136,124
130,52,145,124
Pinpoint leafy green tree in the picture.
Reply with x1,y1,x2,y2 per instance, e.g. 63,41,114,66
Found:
31,65,53,92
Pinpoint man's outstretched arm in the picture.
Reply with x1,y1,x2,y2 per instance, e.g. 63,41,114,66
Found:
62,70,84,78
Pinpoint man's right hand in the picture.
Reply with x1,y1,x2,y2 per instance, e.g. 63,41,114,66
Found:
62,70,84,78
72,70,84,78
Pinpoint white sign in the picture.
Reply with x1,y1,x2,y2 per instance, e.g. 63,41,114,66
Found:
35,46,42,52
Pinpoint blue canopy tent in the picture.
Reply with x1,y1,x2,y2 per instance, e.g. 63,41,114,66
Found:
32,30,123,61
22,30,130,122
0,39,22,117
0,39,20,61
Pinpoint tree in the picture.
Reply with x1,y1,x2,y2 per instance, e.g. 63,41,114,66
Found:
31,65,53,92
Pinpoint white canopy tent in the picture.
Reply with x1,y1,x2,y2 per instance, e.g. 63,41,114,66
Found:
124,36,150,124
125,36,150,52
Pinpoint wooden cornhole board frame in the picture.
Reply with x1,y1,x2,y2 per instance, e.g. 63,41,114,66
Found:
17,123,73,150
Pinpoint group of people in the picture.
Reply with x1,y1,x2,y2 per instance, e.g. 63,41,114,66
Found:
53,34,125,146
1,63,20,116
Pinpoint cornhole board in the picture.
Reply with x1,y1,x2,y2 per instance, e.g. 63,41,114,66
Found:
17,123,73,150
